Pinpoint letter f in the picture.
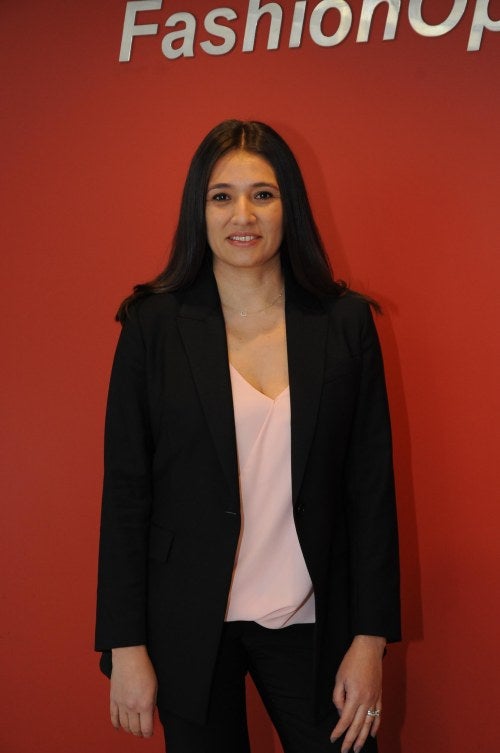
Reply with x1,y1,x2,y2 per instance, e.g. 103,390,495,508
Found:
119,0,162,62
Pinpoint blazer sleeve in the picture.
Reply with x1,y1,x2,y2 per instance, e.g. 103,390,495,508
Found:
95,305,154,651
344,302,401,643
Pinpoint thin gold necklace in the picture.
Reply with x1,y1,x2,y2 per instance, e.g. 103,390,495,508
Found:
222,288,284,317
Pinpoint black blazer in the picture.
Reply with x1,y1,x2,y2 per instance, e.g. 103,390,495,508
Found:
96,265,400,724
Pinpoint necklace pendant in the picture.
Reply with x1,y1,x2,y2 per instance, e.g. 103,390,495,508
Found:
240,310,248,317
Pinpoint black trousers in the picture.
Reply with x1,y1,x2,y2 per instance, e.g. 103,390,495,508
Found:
158,621,378,753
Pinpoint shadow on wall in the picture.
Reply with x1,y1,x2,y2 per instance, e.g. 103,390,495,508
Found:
373,296,422,753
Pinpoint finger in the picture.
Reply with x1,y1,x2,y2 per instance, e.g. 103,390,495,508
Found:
371,714,382,738
330,697,357,742
340,705,373,753
118,707,131,733
139,709,154,738
351,710,377,753
370,700,383,738
127,711,143,737
351,705,383,753
332,679,346,714
110,700,120,730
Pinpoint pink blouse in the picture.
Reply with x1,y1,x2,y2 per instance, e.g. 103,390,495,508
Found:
225,364,315,629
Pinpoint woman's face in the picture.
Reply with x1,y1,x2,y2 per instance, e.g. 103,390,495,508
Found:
205,150,284,274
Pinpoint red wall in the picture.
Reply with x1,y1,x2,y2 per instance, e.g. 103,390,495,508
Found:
2,2,499,751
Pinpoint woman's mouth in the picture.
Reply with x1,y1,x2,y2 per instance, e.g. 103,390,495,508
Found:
228,234,259,242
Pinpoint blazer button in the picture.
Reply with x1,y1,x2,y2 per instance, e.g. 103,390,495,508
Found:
296,504,305,513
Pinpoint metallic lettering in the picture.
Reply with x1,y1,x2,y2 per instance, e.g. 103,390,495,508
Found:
243,0,283,52
468,0,500,50
309,0,353,47
289,1,307,48
408,0,467,38
119,0,496,62
357,0,400,42
119,0,161,62
161,12,196,59
201,9,238,55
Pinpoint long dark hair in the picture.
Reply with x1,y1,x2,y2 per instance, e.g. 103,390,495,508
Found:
117,120,348,322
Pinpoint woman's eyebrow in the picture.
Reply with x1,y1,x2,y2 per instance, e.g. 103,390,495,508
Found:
207,181,280,191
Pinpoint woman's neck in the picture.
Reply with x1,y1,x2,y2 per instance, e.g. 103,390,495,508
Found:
213,258,284,314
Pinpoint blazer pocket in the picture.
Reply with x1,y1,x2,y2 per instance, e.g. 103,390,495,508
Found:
148,523,175,563
323,356,361,384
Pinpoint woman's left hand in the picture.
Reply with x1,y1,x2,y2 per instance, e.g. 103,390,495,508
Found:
330,634,386,752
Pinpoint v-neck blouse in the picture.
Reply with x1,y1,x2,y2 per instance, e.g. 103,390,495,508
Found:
225,364,315,629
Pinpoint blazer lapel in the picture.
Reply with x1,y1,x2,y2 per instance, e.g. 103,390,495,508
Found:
176,268,240,514
175,263,329,513
285,276,328,508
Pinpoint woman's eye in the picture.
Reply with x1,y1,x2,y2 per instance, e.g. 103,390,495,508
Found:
210,192,230,202
255,190,273,200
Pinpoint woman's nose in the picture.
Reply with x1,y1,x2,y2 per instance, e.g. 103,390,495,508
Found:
232,196,255,223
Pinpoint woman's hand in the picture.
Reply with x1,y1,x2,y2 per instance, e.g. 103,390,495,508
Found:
330,635,385,752
110,645,158,738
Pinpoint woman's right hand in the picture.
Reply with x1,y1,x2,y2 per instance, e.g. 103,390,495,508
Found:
110,645,158,738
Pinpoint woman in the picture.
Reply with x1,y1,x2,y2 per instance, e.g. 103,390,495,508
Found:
95,120,400,753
